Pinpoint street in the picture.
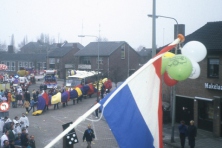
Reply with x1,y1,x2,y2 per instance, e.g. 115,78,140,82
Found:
9,79,118,148
8,79,175,148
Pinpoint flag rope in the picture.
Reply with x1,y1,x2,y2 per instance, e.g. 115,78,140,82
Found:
44,34,184,148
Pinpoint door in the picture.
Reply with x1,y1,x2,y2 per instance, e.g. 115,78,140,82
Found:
176,96,194,125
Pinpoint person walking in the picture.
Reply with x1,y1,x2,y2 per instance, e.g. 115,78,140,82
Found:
28,98,37,113
16,92,23,107
178,120,187,148
23,100,30,115
83,124,95,148
25,91,31,103
93,100,99,118
187,120,197,148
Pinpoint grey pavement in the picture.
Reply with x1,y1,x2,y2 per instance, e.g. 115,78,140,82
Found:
163,122,222,148
6,79,222,148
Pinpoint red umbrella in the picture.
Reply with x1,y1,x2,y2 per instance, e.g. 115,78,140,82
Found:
0,64,8,70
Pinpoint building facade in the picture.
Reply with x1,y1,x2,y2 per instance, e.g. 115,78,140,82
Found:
162,21,222,137
74,41,141,82
48,43,83,79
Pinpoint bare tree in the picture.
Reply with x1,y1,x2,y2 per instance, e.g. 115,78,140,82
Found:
0,41,7,51
18,36,28,48
136,45,145,52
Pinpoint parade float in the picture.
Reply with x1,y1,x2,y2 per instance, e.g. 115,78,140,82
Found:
44,70,57,89
16,68,30,89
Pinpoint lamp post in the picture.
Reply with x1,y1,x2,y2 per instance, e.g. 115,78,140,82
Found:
148,14,179,142
78,35,100,101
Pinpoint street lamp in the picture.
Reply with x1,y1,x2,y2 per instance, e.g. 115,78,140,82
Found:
148,14,179,142
78,35,100,101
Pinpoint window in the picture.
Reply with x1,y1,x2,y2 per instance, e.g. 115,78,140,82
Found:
81,57,91,64
97,57,103,64
121,45,125,59
11,62,15,71
49,58,55,64
208,58,219,78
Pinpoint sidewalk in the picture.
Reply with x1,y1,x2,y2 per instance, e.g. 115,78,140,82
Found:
163,123,222,148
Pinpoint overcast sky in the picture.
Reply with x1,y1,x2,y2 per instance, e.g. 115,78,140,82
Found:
0,0,221,50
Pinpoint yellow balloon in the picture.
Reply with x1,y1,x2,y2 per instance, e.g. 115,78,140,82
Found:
163,52,175,58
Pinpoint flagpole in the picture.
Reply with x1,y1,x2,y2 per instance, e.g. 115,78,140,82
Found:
44,35,184,148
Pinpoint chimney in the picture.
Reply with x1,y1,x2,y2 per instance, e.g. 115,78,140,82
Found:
8,45,14,53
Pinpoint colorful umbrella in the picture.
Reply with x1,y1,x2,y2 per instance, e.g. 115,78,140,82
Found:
0,64,7,70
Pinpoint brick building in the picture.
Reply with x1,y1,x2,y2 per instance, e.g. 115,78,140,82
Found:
48,43,84,79
74,41,141,83
162,21,222,137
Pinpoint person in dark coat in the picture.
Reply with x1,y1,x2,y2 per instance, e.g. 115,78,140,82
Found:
25,91,31,103
20,128,29,147
187,120,197,148
83,124,95,148
178,120,188,148
28,135,36,148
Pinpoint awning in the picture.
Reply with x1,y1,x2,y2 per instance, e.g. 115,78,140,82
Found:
194,96,213,101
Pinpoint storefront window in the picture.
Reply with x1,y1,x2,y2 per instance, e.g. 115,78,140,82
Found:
198,100,214,120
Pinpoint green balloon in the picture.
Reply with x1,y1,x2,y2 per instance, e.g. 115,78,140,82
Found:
161,57,170,75
166,54,192,81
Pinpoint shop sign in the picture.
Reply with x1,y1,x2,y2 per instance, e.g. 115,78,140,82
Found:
205,83,222,90
65,64,74,69
78,64,91,69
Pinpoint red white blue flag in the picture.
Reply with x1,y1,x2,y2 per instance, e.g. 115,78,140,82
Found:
99,35,183,148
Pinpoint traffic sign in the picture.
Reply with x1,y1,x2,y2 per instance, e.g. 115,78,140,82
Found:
0,102,10,112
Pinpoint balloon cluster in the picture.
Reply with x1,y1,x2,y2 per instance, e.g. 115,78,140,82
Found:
162,41,207,86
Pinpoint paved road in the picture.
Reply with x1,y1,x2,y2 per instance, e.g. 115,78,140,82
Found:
9,80,118,148
8,79,175,148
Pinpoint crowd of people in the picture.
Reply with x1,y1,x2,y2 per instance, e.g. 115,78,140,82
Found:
0,114,35,148
0,77,112,148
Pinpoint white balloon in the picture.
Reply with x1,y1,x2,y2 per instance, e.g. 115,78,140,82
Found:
181,41,207,62
189,59,201,79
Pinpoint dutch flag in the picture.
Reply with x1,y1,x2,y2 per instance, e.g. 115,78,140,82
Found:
99,35,184,148
44,35,184,148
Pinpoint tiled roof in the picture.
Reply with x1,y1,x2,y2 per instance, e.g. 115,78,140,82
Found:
74,41,125,56
0,53,46,61
48,46,73,58
20,42,49,53
48,43,83,58
157,21,222,52
62,43,84,50
185,21,222,51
